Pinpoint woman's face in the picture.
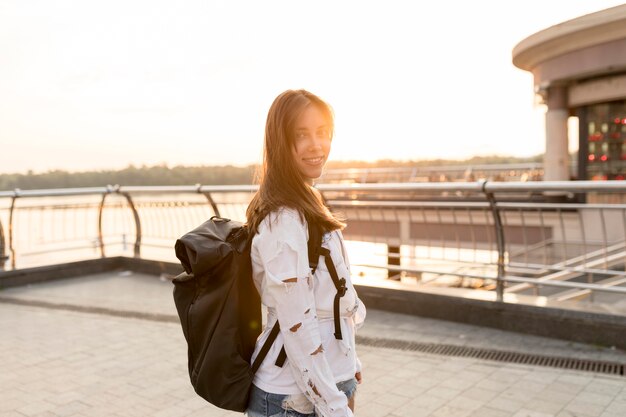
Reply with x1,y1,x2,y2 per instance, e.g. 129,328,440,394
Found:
291,104,331,184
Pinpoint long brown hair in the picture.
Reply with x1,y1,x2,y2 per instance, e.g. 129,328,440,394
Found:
246,89,345,234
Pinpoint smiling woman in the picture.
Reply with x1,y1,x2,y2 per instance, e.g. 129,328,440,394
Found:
244,90,365,417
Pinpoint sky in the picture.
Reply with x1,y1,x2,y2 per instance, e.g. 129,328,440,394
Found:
1,0,625,174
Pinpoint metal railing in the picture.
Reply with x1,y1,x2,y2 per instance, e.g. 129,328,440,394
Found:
320,163,548,183
1,181,625,310
319,162,589,184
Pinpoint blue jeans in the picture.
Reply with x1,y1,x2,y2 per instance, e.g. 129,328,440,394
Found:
247,379,358,417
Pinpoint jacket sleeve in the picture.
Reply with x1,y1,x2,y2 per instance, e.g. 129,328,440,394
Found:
255,211,353,417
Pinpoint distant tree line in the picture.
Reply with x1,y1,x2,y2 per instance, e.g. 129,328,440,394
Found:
0,164,257,191
1,155,543,191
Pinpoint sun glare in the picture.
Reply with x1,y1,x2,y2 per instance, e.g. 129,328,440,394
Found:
1,0,624,173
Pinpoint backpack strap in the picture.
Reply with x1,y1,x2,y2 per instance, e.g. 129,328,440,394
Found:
251,321,281,373
318,246,347,340
306,217,323,274
275,345,287,367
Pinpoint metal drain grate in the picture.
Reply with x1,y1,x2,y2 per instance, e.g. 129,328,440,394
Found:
356,335,625,376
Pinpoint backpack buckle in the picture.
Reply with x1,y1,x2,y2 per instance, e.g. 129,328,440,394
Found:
337,278,347,297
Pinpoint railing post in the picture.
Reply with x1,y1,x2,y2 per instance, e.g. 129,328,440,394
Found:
482,181,506,302
0,218,6,270
199,184,220,218
8,190,19,270
97,186,114,258
117,187,142,258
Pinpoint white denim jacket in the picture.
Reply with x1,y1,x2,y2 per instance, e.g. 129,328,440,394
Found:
250,208,366,417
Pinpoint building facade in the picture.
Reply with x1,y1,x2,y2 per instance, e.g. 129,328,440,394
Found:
513,5,626,181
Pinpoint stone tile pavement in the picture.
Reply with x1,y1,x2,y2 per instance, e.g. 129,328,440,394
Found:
1,271,625,417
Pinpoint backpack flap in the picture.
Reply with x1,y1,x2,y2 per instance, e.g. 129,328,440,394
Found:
175,217,241,276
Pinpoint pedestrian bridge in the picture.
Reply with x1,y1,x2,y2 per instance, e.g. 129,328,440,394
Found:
2,180,626,417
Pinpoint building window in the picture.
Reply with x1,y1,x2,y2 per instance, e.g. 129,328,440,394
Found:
584,101,626,180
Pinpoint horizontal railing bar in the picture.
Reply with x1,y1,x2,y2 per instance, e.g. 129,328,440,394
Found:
198,185,258,193
14,244,102,257
0,187,110,198
484,181,626,193
497,202,626,210
354,263,497,280
328,200,490,209
120,185,258,194
134,241,180,249
17,198,622,212
507,261,626,277
3,203,107,211
317,182,485,193
504,275,626,294
2,181,626,198
118,185,203,194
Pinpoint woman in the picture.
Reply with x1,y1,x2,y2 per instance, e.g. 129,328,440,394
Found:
245,89,365,417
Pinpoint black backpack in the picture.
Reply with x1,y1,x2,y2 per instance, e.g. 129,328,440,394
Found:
172,216,346,412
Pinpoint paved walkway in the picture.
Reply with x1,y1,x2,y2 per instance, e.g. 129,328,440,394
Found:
1,271,625,417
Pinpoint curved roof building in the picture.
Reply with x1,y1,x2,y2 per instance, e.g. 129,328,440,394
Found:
513,5,626,181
